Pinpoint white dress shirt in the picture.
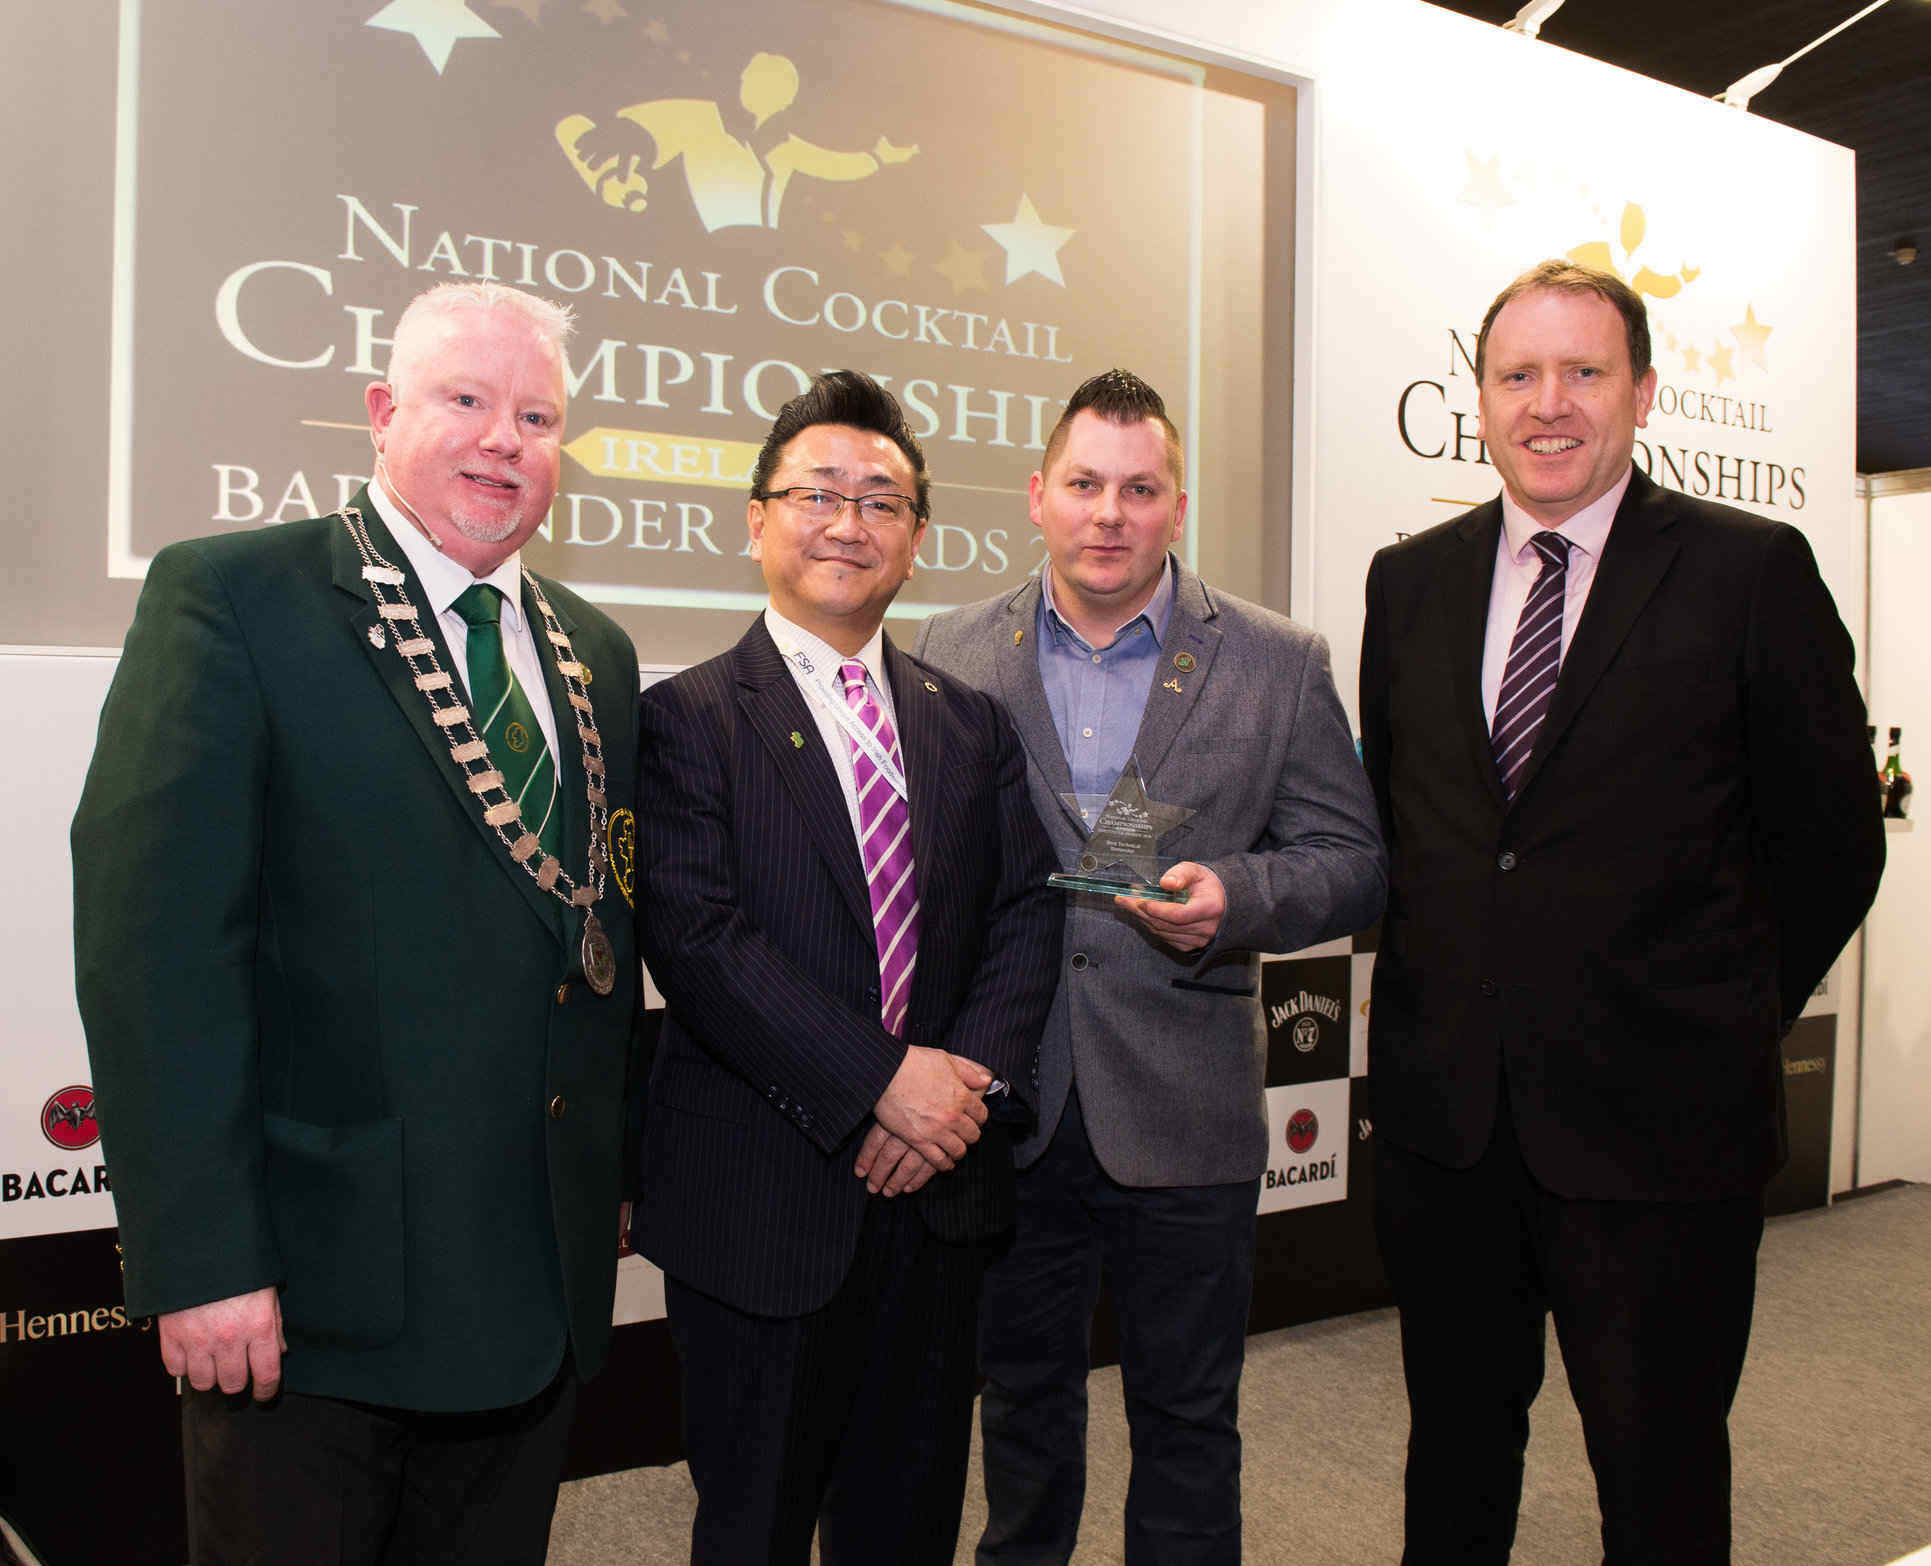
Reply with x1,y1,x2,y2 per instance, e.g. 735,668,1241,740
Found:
368,480,562,769
764,606,901,845
1480,466,1633,729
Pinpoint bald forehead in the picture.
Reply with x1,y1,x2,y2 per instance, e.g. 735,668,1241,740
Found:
388,305,563,396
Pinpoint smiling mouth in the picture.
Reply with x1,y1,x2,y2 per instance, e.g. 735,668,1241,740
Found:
463,472,518,491
1525,437,1583,455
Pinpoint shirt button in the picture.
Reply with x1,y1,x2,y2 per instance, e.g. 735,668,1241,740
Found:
1092,654,1101,664
1497,851,1518,871
1479,979,1498,997
548,1095,567,1120
1082,727,1093,738
1070,953,1089,971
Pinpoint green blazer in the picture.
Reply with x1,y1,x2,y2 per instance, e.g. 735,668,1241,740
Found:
72,490,641,1413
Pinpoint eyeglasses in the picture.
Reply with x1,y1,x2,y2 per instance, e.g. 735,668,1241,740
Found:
754,487,920,528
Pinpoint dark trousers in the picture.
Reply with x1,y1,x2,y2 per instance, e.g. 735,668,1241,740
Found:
1375,1086,1765,1566
180,1366,576,1566
666,1193,989,1566
977,1085,1259,1566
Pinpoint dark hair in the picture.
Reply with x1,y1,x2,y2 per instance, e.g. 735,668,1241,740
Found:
1475,260,1652,383
749,370,930,521
1041,369,1184,487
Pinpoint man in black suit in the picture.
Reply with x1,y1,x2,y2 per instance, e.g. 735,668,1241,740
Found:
1360,260,1884,1564
633,371,1061,1564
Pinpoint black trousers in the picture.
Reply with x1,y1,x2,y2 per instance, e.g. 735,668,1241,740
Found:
1376,1085,1765,1566
976,1086,1260,1566
180,1365,576,1565
666,1194,989,1566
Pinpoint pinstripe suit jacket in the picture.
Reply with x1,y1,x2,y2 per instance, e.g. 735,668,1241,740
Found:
633,617,1061,1316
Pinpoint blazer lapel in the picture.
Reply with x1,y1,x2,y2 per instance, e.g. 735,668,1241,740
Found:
1450,502,1511,811
994,579,1083,837
1132,561,1220,786
330,491,566,946
884,637,943,909
734,619,874,937
526,573,584,943
1510,472,1679,804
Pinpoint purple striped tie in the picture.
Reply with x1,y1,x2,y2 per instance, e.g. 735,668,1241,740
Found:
1491,531,1571,800
840,660,920,1036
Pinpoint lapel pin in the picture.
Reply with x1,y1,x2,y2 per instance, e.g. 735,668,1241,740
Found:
1173,651,1196,672
790,730,805,749
367,625,387,650
1163,677,1183,694
923,679,939,693
1014,629,1024,645
579,663,593,685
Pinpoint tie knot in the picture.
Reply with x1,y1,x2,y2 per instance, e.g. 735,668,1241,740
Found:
1530,531,1571,570
453,583,504,629
839,659,869,696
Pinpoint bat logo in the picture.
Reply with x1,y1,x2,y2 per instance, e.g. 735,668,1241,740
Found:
42,1086,101,1152
1286,1107,1319,1156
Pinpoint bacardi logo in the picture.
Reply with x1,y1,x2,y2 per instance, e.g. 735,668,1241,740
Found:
41,1086,99,1152
1286,1107,1319,1155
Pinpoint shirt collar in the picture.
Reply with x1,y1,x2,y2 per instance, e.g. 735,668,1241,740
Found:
1039,554,1175,651
1499,464,1632,565
368,477,528,628
763,604,887,694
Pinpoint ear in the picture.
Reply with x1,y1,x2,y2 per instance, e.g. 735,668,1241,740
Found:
1170,489,1189,545
365,382,398,450
1028,470,1046,530
746,497,765,562
905,520,927,581
1633,366,1658,430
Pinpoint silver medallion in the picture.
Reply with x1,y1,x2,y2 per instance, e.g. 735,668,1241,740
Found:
581,910,617,997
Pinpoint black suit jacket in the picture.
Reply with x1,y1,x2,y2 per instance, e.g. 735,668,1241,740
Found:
1360,471,1884,1201
633,618,1061,1316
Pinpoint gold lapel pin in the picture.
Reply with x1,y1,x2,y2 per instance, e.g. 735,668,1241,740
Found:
367,625,387,650
1173,651,1196,673
1163,677,1183,694
1013,629,1025,646
790,730,805,749
924,680,939,693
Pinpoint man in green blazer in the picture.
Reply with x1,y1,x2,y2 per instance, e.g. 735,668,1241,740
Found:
71,281,641,1563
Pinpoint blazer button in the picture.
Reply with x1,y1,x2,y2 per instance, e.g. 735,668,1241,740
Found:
1070,953,1089,971
1479,979,1498,997
1496,851,1518,871
555,982,571,1006
548,1095,567,1120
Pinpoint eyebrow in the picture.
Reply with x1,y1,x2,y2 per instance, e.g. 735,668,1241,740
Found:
794,464,907,491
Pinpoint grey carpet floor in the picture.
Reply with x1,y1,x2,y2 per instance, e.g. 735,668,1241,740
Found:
550,1183,1931,1564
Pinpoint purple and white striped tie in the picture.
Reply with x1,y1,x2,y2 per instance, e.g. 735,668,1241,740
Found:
1491,530,1571,801
840,660,920,1036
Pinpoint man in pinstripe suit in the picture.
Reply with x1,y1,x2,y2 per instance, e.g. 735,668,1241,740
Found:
632,371,1062,1565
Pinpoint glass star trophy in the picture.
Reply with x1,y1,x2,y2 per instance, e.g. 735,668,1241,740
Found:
1047,756,1197,902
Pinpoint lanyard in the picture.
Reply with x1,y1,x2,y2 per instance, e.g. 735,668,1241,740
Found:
785,647,910,803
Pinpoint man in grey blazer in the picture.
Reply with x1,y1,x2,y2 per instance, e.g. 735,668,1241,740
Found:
917,369,1386,1564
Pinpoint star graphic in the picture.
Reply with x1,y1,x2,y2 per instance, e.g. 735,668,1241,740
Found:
1730,303,1772,371
643,16,669,42
366,0,499,73
879,241,915,277
583,0,626,21
981,194,1076,287
1681,343,1702,373
1708,341,1735,386
932,240,989,294
1459,150,1512,214
491,0,544,20
842,228,865,253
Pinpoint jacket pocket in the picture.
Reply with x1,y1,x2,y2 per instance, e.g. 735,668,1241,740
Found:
263,1113,405,1348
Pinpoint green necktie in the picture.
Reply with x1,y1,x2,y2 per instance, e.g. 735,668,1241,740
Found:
452,583,561,863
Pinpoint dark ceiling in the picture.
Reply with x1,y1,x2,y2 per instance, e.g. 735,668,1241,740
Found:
1428,0,1931,475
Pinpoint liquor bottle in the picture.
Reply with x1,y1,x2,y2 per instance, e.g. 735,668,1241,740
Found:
1871,725,1882,809
1882,726,1913,820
